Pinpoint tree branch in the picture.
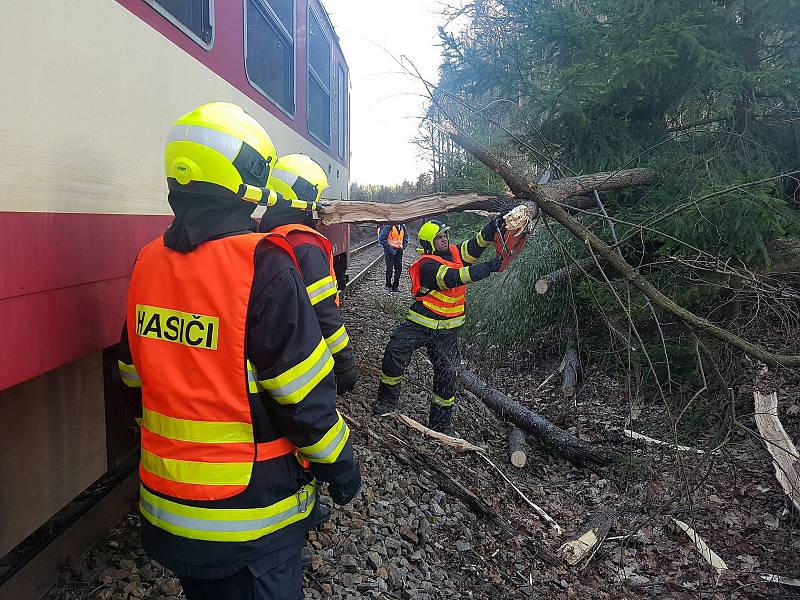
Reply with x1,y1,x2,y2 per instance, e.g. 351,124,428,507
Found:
442,123,800,367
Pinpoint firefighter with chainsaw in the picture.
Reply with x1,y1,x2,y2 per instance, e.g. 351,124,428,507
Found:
372,217,508,434
117,102,360,600
258,153,358,396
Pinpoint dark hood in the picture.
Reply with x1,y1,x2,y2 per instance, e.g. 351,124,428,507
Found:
257,198,316,233
163,191,258,253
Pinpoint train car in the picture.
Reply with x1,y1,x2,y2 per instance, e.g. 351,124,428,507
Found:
0,0,350,587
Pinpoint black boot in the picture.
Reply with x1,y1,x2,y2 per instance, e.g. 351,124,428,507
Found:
372,396,398,415
428,403,453,435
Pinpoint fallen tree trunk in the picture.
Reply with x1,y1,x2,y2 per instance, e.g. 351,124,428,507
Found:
460,370,611,467
558,506,617,566
753,391,800,511
317,169,657,225
443,123,800,367
535,257,597,295
507,426,528,468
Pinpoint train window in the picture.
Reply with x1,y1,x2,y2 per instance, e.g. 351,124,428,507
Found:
337,64,347,158
245,0,295,116
265,0,293,33
145,0,214,49
307,7,331,145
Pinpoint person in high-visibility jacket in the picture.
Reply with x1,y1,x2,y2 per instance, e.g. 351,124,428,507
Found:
372,218,503,433
378,222,408,291
117,102,360,600
257,154,358,395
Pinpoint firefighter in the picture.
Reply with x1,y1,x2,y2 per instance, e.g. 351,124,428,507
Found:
257,153,358,396
378,222,408,291
372,218,504,434
117,102,361,600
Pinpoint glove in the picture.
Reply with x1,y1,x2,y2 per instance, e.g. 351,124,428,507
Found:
488,256,503,273
335,366,358,395
494,215,507,236
328,466,362,506
334,354,358,395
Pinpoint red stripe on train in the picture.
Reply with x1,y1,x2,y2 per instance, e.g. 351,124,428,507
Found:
0,212,171,391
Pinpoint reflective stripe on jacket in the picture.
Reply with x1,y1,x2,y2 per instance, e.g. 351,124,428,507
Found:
270,224,339,307
408,245,466,328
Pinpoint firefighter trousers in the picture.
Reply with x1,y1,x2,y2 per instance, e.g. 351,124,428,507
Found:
376,320,460,423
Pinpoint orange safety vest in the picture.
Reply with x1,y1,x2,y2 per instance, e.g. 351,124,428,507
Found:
271,224,340,306
127,233,298,502
387,225,405,249
408,245,466,318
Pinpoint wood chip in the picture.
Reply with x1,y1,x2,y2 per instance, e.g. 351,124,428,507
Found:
671,518,728,577
753,391,800,511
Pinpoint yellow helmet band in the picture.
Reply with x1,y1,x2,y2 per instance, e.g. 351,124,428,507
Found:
167,124,244,161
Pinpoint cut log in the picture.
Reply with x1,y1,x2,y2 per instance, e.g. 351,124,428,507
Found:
558,506,617,566
535,257,597,295
543,169,659,202
318,192,508,225
562,347,579,398
459,370,611,467
317,169,658,225
507,426,528,468
753,391,800,511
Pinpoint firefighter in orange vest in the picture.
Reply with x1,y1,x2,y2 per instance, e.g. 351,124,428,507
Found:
257,154,358,395
117,103,360,600
378,222,408,291
372,218,503,434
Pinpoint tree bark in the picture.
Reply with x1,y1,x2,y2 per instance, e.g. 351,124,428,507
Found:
562,347,579,399
443,123,800,367
507,426,528,468
317,169,657,225
535,257,597,295
460,370,611,467
542,169,659,202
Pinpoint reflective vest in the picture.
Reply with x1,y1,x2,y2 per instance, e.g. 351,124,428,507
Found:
127,233,316,541
271,224,339,307
408,245,466,327
387,225,405,249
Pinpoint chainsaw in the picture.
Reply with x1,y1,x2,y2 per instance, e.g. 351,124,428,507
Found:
493,204,532,272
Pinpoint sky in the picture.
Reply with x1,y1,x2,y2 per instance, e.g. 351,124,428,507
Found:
323,1,445,186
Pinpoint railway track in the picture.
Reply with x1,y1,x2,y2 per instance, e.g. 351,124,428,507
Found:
344,238,384,291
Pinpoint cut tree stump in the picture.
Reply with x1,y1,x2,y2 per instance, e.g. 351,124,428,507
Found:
459,370,610,467
507,426,528,468
754,391,800,511
558,506,617,566
562,347,579,399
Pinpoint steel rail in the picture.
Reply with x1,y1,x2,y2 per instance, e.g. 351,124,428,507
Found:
344,253,384,291
350,238,378,255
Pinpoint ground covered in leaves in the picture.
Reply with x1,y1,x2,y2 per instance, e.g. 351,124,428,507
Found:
47,250,799,599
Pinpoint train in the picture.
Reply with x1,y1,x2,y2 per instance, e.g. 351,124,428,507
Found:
0,0,350,585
